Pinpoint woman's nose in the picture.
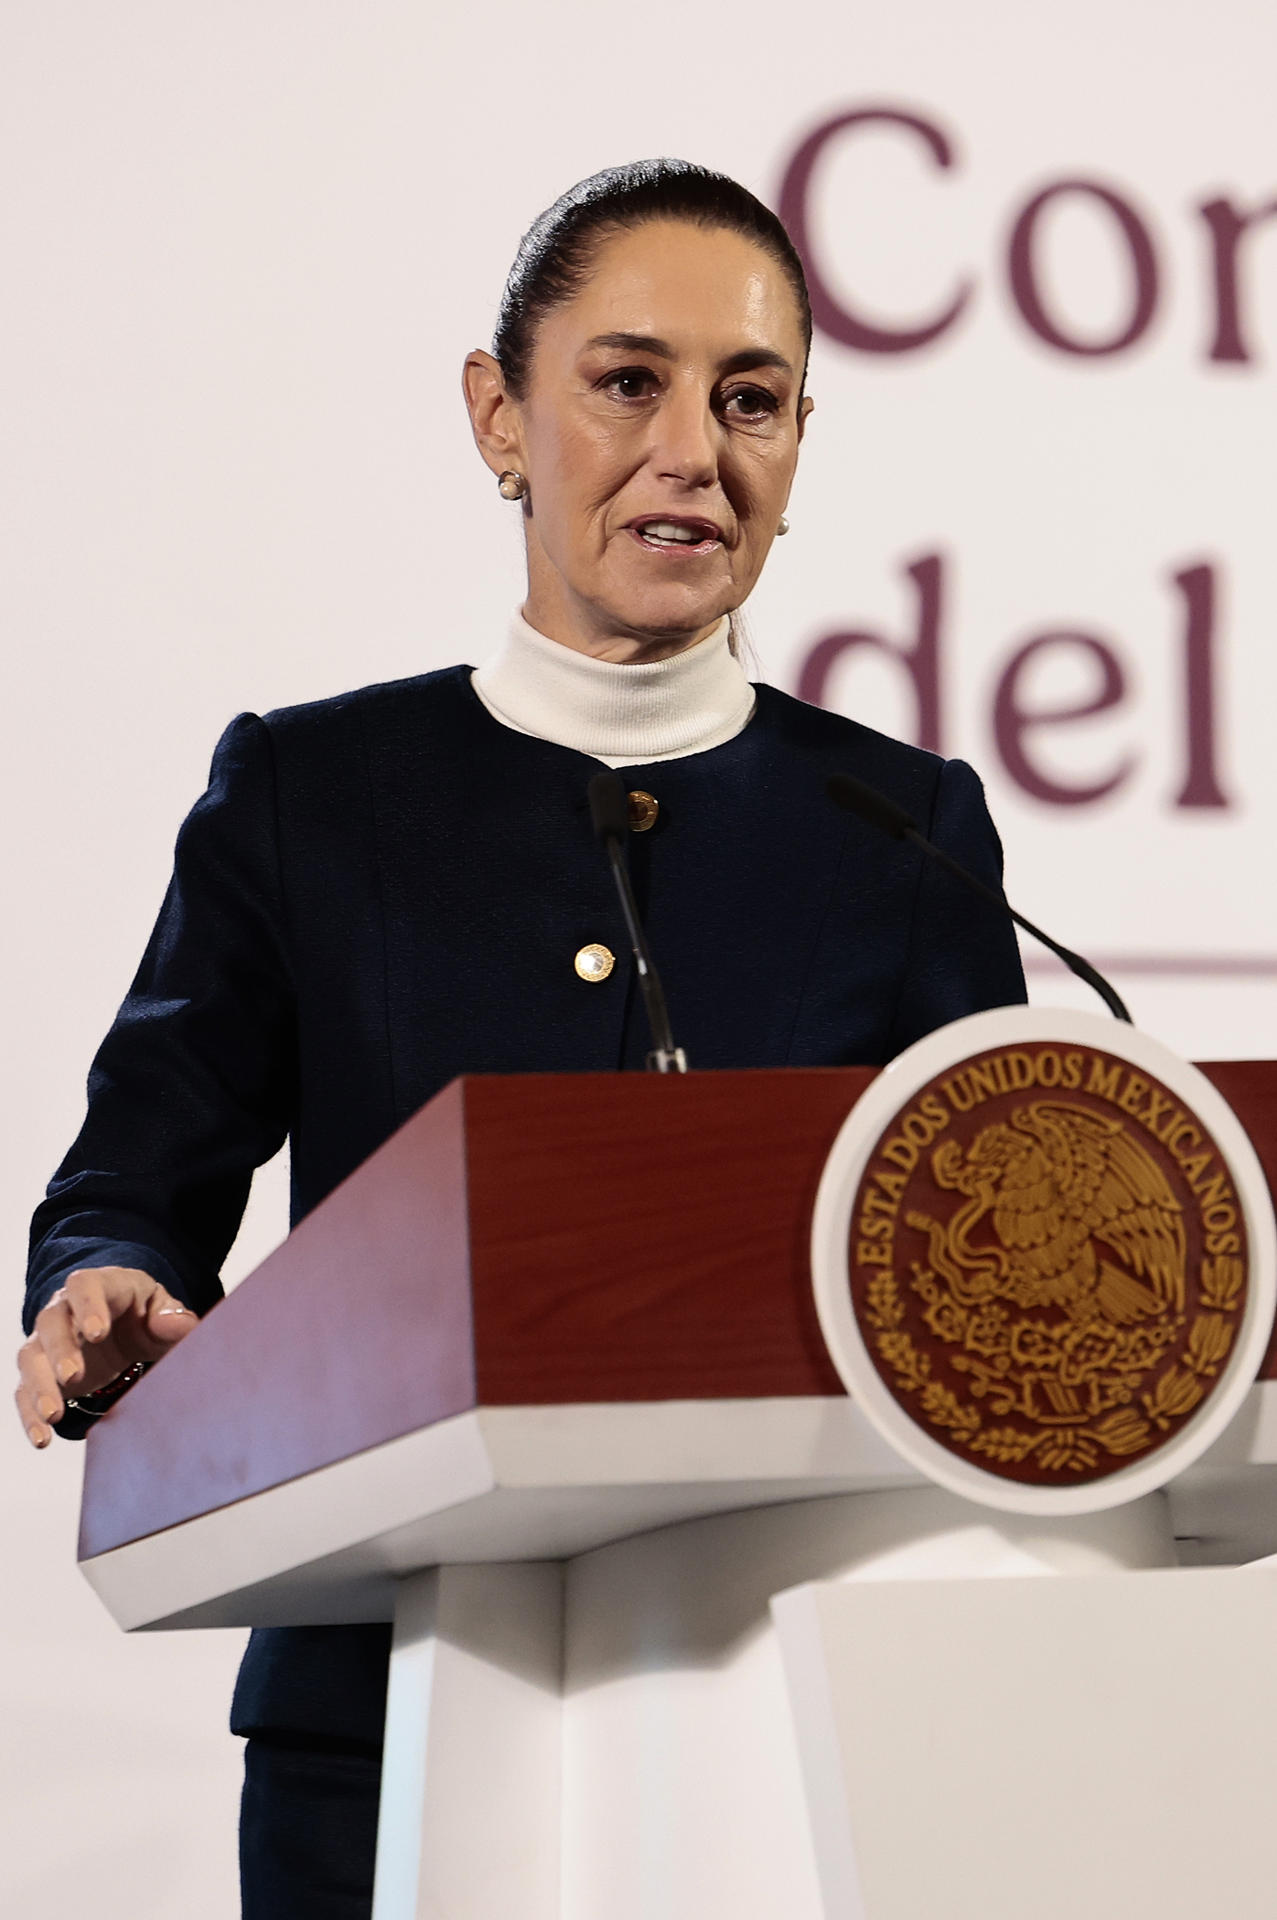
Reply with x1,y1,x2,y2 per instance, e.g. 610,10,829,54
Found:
650,386,718,487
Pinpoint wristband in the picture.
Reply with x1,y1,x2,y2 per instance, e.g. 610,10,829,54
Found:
65,1359,150,1419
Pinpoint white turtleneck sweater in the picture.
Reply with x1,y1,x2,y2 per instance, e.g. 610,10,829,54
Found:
471,610,756,767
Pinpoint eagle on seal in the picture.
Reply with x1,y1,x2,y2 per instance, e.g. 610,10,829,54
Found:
917,1100,1186,1325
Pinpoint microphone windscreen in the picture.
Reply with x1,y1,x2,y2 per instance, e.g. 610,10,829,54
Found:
826,772,918,842
587,770,630,844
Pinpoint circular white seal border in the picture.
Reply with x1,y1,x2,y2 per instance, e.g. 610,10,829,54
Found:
811,1006,1277,1516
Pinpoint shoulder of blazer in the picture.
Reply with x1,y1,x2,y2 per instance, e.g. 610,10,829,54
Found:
257,662,476,753
749,680,953,812
248,666,977,836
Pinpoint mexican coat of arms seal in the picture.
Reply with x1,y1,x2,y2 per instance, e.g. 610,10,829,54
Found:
812,1008,1276,1513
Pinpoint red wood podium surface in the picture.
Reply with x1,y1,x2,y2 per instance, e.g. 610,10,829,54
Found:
78,1061,1277,1585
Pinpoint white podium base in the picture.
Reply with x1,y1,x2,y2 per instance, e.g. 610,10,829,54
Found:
372,1562,563,1920
371,1487,1179,1919
774,1560,1277,1920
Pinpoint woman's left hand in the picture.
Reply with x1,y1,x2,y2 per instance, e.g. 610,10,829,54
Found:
14,1265,197,1448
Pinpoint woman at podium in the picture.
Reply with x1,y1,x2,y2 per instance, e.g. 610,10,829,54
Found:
16,159,1024,1915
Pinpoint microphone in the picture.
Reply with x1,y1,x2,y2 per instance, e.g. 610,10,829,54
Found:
586,771,689,1073
826,771,1133,1024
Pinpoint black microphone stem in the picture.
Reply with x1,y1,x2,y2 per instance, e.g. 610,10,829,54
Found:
904,829,1132,1024
586,770,688,1073
601,835,687,1072
824,771,1132,1024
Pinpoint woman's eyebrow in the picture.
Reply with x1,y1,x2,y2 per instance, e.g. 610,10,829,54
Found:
719,347,793,377
586,331,675,357
585,332,793,377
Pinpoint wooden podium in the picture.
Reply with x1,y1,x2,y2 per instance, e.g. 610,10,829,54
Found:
77,1066,1277,1919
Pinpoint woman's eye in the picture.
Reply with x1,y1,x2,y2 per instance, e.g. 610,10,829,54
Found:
603,368,657,400
723,386,780,419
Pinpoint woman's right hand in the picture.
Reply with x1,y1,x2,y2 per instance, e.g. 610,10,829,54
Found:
15,1266,197,1448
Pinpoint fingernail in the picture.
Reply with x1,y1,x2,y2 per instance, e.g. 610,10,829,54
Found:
56,1359,80,1386
155,1305,191,1318
37,1396,60,1423
83,1318,107,1341
28,1425,50,1449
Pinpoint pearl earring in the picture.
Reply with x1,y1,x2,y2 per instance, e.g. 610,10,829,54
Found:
498,470,528,501
776,514,790,536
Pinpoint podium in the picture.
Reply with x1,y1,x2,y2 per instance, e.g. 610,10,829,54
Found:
77,1066,1277,1918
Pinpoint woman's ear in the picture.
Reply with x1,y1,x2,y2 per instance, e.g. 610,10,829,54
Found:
463,349,526,478
797,394,814,443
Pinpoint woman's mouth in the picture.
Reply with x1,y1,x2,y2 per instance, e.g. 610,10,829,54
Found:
627,516,724,556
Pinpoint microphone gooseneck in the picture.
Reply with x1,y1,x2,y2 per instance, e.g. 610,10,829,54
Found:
586,771,688,1073
825,772,1133,1024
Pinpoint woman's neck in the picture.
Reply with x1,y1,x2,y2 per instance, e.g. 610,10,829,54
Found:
521,579,724,664
471,610,756,767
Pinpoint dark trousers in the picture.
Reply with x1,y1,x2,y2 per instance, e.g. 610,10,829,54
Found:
239,1733,382,1918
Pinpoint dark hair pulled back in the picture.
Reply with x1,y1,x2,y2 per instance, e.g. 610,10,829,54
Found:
493,158,812,401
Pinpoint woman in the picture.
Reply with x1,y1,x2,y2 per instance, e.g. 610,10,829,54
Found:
16,159,1024,1914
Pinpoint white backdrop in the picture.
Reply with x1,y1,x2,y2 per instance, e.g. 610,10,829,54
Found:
3,2,1275,1912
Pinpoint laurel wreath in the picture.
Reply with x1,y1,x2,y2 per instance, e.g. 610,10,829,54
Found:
863,1255,1244,1473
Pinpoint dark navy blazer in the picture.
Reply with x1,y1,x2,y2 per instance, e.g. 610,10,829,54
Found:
25,664,1025,1743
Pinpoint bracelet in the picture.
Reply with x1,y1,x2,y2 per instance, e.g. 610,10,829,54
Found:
65,1359,151,1418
